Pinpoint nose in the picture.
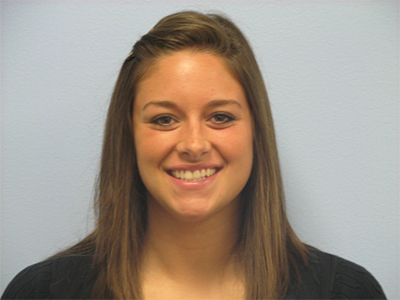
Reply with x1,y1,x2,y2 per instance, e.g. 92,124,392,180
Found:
175,123,211,160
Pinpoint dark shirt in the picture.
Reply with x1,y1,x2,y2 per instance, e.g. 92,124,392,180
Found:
2,248,386,299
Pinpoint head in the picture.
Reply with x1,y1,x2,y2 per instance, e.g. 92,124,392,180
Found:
95,11,296,299
99,10,279,222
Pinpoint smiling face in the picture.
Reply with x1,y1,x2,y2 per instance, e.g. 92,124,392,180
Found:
133,51,253,222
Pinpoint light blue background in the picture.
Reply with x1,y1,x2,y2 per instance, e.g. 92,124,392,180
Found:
1,1,398,298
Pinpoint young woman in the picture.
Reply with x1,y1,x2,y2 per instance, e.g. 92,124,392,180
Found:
2,11,386,300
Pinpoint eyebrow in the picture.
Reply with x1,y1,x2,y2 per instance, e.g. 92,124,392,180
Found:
207,99,243,109
142,100,178,111
142,99,243,111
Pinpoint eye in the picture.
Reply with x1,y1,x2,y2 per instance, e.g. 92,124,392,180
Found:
209,112,236,125
150,115,176,127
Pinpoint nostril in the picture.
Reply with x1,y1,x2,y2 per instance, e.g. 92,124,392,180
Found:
175,138,211,157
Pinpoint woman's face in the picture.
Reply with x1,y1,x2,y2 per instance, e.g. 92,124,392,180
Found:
133,51,253,222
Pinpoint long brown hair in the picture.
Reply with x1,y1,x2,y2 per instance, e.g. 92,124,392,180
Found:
61,11,308,299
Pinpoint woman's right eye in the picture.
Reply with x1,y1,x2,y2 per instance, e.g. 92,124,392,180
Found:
150,115,176,127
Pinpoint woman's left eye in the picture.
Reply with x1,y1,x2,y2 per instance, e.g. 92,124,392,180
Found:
209,113,236,124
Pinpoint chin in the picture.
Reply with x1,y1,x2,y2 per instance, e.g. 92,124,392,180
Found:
171,203,216,223
171,197,239,224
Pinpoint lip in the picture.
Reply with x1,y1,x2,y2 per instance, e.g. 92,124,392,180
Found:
165,164,221,190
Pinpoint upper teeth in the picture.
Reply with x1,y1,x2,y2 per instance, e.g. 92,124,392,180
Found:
171,169,217,182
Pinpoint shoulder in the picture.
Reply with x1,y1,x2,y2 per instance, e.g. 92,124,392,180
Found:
287,248,386,299
311,249,386,299
1,253,97,300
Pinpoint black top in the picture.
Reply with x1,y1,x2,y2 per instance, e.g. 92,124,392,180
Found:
2,248,386,299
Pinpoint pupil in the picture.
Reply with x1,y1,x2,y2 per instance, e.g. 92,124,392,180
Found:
161,117,170,124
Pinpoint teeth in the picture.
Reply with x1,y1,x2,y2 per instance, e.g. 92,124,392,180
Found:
193,170,200,179
171,168,217,182
185,170,193,180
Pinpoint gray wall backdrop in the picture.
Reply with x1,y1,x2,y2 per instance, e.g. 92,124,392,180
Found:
1,1,398,298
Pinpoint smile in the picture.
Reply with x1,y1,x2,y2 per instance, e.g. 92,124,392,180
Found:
170,168,218,182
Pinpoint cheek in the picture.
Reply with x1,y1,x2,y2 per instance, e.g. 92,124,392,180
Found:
134,128,175,168
134,132,164,190
218,126,253,165
134,127,157,173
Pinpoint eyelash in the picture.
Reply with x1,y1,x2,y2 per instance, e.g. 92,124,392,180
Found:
209,112,236,125
150,115,176,127
150,112,236,128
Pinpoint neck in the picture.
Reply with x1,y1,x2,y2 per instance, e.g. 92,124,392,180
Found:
142,196,242,282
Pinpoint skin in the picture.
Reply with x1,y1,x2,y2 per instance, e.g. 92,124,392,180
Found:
133,50,253,299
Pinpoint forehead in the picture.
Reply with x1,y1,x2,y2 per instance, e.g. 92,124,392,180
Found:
134,51,245,105
142,51,232,80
